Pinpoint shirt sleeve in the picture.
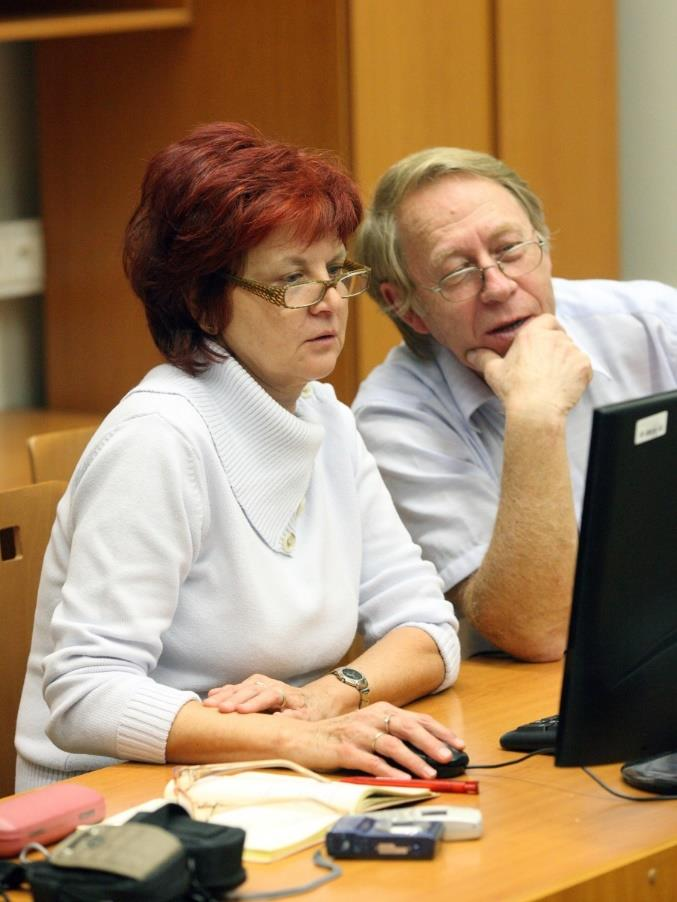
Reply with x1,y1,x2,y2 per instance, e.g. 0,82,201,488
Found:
346,411,461,691
41,414,204,763
354,391,498,593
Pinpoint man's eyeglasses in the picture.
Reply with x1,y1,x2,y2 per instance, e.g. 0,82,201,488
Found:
429,237,546,304
225,260,371,310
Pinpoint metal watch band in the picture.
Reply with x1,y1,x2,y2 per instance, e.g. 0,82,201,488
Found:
330,667,370,708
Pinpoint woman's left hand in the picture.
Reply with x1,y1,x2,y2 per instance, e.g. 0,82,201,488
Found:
203,674,317,716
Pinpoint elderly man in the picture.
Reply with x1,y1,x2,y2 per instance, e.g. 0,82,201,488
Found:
352,147,677,662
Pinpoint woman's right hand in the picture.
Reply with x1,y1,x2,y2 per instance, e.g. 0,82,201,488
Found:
291,701,464,779
204,674,302,715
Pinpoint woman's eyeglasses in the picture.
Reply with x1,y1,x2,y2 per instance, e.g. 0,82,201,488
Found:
226,261,370,309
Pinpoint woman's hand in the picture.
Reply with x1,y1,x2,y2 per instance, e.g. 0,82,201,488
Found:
203,674,313,716
204,673,360,721
201,685,463,777
296,701,464,779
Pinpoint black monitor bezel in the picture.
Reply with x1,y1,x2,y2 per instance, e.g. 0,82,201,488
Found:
555,389,677,767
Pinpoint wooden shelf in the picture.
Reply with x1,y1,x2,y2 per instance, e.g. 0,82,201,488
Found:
0,2,192,41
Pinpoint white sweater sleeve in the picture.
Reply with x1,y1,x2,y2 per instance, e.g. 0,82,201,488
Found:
349,412,461,691
42,415,203,763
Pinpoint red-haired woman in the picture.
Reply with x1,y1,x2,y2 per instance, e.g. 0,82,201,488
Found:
16,123,462,791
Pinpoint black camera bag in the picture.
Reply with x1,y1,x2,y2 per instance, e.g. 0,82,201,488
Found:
131,803,246,895
13,805,245,902
25,822,192,902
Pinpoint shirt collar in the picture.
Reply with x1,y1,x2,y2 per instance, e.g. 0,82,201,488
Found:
431,342,494,422
559,315,612,381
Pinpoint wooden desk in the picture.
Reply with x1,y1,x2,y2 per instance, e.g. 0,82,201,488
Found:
5,658,676,901
0,409,101,490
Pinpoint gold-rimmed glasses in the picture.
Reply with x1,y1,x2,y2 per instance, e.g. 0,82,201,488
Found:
225,260,370,309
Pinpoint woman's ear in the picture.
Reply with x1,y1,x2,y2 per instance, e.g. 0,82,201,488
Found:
187,290,221,337
380,282,431,335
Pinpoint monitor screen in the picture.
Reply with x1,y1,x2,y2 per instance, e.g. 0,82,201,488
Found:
555,389,677,767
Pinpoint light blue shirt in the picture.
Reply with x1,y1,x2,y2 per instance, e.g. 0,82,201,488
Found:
353,278,677,651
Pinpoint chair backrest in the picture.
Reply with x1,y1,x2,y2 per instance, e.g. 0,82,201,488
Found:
27,425,98,483
0,480,66,796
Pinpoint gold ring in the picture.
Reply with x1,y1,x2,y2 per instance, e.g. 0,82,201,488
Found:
383,714,393,734
278,689,286,709
371,730,385,753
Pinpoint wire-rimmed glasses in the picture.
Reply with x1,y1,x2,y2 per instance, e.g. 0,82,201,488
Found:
225,260,370,309
429,237,546,303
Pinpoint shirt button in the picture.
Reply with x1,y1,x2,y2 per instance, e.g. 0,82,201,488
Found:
301,384,313,399
283,532,296,552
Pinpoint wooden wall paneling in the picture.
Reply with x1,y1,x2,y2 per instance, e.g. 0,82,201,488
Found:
348,0,496,386
36,0,358,410
495,0,619,280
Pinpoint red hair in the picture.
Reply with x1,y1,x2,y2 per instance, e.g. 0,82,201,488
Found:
124,122,362,373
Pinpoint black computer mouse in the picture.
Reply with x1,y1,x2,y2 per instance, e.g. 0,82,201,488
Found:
386,742,470,778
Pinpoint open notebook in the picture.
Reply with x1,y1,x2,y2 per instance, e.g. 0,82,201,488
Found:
105,760,436,863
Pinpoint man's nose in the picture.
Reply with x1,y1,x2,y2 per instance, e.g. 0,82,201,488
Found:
479,262,516,303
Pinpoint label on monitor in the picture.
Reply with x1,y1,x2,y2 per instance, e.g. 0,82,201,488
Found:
634,410,668,445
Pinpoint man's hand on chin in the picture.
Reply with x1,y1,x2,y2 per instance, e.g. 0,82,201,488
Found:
466,315,592,418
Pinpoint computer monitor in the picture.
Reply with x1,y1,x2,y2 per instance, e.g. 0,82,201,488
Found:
555,388,677,768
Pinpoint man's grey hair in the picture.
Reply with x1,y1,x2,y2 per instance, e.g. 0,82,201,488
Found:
354,147,550,358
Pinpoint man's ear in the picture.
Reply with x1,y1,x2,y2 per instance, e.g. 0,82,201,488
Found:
380,282,431,335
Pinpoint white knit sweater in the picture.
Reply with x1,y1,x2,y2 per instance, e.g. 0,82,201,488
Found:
15,355,459,790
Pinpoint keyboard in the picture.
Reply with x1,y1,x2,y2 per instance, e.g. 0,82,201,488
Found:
499,714,559,752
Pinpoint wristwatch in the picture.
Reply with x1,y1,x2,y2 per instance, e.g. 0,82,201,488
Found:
330,666,370,708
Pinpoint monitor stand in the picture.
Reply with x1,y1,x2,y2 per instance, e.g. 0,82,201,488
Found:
621,751,677,795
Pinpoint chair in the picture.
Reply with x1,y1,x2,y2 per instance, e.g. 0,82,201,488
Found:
27,424,98,483
0,480,66,796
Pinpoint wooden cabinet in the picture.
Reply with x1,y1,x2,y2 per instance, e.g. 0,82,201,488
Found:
25,0,617,411
35,0,355,409
495,0,618,280
0,1,191,42
349,0,495,377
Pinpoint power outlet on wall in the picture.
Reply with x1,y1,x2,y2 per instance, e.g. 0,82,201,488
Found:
0,219,45,300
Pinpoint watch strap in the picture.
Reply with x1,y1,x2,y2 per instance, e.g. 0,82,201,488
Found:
330,667,370,708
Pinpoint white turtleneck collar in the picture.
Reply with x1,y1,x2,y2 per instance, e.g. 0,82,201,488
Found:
129,355,325,554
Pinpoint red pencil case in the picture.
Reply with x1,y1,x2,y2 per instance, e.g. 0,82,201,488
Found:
0,783,105,858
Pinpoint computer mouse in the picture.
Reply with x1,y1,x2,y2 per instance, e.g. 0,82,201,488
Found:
386,742,470,778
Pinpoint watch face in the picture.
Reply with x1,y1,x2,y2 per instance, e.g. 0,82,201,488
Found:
333,667,369,706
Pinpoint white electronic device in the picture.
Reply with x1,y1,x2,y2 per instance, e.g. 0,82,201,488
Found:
377,805,483,841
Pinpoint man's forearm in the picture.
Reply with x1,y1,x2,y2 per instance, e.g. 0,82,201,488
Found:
454,410,578,661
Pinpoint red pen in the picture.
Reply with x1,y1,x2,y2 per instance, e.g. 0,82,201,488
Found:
340,777,479,794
